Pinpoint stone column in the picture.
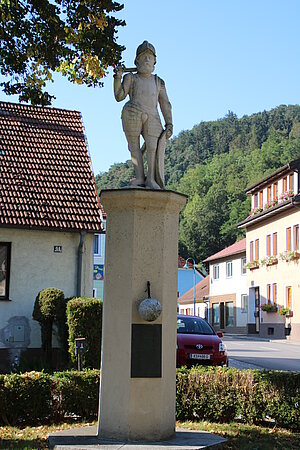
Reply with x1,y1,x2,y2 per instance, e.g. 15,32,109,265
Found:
98,189,186,441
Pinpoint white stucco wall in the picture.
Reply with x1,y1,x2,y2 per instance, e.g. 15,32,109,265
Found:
209,253,247,327
0,227,94,349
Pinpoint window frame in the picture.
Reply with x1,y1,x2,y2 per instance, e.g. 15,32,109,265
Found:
286,227,292,251
0,242,11,301
273,232,278,256
241,256,246,275
226,260,233,278
213,264,219,280
289,173,294,192
293,225,299,251
94,234,102,256
266,234,271,257
286,286,292,310
255,239,259,260
273,183,278,200
266,283,271,305
272,283,277,305
241,294,248,313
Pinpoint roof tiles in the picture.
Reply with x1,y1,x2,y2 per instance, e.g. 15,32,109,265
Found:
0,101,102,232
204,238,246,262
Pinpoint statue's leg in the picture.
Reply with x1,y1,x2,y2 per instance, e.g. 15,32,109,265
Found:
145,136,160,189
126,135,145,186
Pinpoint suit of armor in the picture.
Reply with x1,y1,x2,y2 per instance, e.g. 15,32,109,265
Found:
114,41,173,189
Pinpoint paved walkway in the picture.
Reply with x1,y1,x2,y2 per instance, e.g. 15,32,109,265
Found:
49,426,226,449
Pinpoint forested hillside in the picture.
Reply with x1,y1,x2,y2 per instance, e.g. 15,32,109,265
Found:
95,105,300,262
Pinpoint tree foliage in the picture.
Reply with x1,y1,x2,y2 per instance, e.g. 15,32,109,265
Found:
0,0,125,105
97,105,300,262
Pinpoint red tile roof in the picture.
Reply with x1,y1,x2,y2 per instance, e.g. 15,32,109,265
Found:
178,276,210,304
0,101,102,232
203,238,246,262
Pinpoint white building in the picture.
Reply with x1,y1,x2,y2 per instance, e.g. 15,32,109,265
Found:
204,238,248,333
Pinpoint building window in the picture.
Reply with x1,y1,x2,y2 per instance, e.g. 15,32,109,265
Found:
254,193,258,208
283,176,287,192
94,234,102,255
241,294,248,312
0,243,11,300
250,241,254,262
225,302,234,327
255,239,259,260
259,191,263,208
273,183,278,200
212,304,220,326
286,286,292,310
294,225,299,251
213,264,219,280
241,257,246,274
273,283,277,305
226,261,232,278
286,227,292,251
266,284,271,305
273,232,278,256
289,173,294,192
266,235,271,257
267,185,272,202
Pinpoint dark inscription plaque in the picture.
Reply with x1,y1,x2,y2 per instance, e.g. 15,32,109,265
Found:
131,324,162,378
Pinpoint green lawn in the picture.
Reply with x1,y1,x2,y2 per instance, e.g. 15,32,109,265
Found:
0,421,300,449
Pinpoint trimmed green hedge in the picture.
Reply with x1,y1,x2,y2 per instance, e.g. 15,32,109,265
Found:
0,367,299,430
67,297,103,369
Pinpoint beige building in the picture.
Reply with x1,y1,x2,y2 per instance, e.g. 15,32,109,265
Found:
239,159,300,340
0,102,102,371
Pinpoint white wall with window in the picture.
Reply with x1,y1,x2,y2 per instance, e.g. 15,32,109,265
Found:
209,251,247,328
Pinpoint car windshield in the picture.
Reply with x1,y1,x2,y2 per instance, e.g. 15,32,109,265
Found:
177,317,215,335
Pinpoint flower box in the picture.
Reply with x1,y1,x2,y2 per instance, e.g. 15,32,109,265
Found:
279,251,300,262
278,307,293,316
266,257,278,266
261,304,278,313
249,264,259,270
245,260,260,270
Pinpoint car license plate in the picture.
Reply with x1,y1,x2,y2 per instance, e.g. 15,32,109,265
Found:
190,354,211,360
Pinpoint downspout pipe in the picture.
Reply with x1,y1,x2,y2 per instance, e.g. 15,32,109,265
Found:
77,230,86,297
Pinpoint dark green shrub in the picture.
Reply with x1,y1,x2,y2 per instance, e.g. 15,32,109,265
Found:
176,367,300,429
56,296,75,365
0,372,52,425
67,297,103,369
33,288,65,366
53,370,100,420
0,367,299,430
260,370,300,430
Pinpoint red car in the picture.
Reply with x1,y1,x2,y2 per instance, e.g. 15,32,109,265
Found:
177,315,228,367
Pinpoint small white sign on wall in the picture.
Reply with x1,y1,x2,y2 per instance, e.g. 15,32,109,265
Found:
54,245,62,253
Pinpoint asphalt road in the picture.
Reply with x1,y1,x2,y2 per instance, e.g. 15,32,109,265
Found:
223,335,300,371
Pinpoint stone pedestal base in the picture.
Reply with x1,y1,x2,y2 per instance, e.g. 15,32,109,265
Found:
98,189,186,441
48,425,227,449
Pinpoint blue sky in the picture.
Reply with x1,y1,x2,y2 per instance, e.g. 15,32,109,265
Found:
1,0,300,175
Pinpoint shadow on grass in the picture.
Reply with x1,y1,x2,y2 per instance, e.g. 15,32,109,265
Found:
0,438,48,449
179,421,300,450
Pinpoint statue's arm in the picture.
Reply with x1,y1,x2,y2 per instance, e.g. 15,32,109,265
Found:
114,72,132,102
158,79,173,138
